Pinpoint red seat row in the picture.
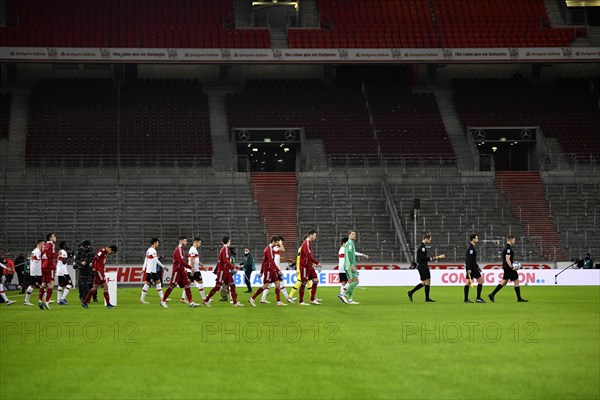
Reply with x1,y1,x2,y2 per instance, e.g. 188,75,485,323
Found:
26,79,212,164
453,78,600,157
0,0,269,49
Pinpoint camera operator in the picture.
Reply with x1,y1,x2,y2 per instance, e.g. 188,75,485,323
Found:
74,240,95,302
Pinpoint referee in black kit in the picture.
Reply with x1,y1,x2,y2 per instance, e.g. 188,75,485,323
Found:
488,234,528,303
464,234,485,303
408,234,444,303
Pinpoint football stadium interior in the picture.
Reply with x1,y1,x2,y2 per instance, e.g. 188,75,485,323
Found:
1,0,598,264
0,1,599,399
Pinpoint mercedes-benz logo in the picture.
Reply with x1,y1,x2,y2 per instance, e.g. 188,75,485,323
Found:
284,130,297,141
520,129,533,140
473,129,486,140
238,130,250,141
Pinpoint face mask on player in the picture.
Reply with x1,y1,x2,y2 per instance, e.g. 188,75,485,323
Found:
273,246,280,251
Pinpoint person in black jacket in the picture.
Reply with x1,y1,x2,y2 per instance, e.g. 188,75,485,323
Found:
464,234,485,303
240,247,255,293
408,234,444,303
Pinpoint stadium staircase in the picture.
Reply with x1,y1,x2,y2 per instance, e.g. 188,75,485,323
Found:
496,171,566,261
206,88,236,170
543,0,567,26
250,172,299,261
270,27,289,48
431,87,477,172
303,139,328,172
544,136,572,171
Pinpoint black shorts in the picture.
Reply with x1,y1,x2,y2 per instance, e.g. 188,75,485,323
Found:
417,266,431,281
187,272,193,280
58,275,73,286
502,268,519,281
193,271,203,282
465,269,481,280
28,275,42,286
145,272,161,283
339,272,348,282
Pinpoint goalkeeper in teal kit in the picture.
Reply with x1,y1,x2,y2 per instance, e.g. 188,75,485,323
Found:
344,230,366,305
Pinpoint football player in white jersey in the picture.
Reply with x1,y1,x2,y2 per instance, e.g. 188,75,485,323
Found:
56,241,74,305
260,236,293,304
140,238,168,304
181,238,207,303
24,240,44,305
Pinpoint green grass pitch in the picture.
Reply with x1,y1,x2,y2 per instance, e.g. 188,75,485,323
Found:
1,286,598,400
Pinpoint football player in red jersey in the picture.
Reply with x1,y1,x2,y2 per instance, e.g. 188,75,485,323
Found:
203,236,244,307
81,245,117,309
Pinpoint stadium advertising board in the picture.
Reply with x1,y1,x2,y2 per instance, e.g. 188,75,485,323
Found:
2,47,599,62
103,266,599,286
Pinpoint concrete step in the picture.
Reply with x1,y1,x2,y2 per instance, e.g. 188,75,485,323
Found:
429,87,477,172
205,89,235,170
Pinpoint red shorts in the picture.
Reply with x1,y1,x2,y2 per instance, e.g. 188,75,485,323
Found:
262,269,280,284
216,268,234,286
300,266,318,281
170,267,190,288
93,270,106,285
41,269,55,284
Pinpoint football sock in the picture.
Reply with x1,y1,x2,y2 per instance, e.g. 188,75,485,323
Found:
205,286,219,301
155,283,164,300
289,284,299,298
477,284,483,299
410,283,423,294
252,287,265,300
197,283,206,300
185,287,193,303
280,285,289,299
346,281,358,298
141,284,149,301
63,285,72,300
299,282,306,303
162,287,173,302
310,282,318,301
230,286,237,304
25,287,33,303
83,290,94,304
275,287,281,302
424,285,431,300
514,286,522,300
45,288,53,302
261,287,270,301
103,291,110,305
57,286,63,301
464,285,470,301
491,284,503,296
